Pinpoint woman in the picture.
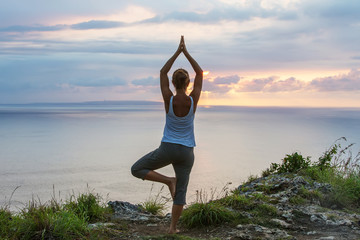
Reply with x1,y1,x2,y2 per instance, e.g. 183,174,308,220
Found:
131,36,203,234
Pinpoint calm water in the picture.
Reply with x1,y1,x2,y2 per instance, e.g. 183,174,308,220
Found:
1,103,360,210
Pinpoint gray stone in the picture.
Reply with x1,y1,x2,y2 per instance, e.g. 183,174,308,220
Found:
270,218,291,228
138,216,149,221
307,231,317,235
88,222,115,229
146,223,158,227
282,210,294,220
236,224,244,229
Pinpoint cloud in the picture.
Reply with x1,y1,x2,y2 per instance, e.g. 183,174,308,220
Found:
71,20,125,30
264,77,305,92
303,0,360,21
0,24,67,32
309,69,360,92
233,69,360,93
213,75,240,84
202,78,232,93
238,76,276,92
0,21,127,33
132,76,158,86
70,77,127,87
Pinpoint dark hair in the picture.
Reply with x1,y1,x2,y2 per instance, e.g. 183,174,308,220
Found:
172,68,190,90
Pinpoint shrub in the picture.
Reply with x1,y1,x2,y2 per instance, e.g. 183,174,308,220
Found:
140,199,166,215
298,187,322,201
15,199,89,240
140,185,168,215
253,204,278,217
181,202,234,228
268,138,360,210
64,191,110,223
289,195,306,205
0,207,15,238
219,194,253,211
270,152,311,174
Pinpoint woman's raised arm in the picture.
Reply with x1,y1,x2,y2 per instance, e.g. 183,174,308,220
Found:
183,39,203,109
160,37,184,104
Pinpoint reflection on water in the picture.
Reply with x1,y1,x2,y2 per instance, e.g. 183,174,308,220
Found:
1,104,360,211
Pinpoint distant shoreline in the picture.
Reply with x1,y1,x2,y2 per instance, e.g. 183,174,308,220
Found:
1,100,360,111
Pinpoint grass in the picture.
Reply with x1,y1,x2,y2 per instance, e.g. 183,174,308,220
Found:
264,137,360,211
140,184,169,215
0,188,111,240
64,191,111,223
180,202,235,228
2,138,359,239
218,194,253,211
141,235,217,240
180,138,360,231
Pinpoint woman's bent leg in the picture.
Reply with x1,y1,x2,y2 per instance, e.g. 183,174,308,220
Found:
144,171,177,199
131,143,177,198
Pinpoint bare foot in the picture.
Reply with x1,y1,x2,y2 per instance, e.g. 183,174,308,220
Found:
168,177,176,200
168,228,180,234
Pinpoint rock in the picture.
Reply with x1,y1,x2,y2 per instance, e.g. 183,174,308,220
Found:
279,196,289,203
281,210,294,221
291,175,307,185
108,200,156,221
313,182,333,193
338,219,352,226
236,224,244,229
88,222,115,229
146,223,158,227
318,237,335,240
108,200,142,214
270,218,291,228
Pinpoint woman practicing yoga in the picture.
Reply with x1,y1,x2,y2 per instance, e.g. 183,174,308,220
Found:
131,36,203,234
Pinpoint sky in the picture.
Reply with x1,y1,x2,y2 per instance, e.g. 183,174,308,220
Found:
0,0,360,107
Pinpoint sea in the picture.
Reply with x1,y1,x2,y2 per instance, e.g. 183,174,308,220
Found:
1,102,360,211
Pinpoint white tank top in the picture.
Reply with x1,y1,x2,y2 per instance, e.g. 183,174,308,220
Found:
161,96,196,147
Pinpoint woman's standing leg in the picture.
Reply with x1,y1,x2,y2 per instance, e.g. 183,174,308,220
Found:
169,204,183,234
169,145,194,233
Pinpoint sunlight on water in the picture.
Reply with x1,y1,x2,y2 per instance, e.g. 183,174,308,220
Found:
1,104,360,211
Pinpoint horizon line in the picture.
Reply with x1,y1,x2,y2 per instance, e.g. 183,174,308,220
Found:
1,100,360,110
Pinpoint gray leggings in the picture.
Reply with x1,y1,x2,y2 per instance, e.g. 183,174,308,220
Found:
131,142,194,205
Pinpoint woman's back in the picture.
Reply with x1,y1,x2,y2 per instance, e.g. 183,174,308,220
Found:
172,95,192,117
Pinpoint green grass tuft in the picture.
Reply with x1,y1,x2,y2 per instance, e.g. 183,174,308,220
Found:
218,194,254,211
64,191,111,223
180,202,235,228
140,185,169,215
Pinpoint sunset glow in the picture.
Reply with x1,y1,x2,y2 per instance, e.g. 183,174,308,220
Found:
0,0,359,107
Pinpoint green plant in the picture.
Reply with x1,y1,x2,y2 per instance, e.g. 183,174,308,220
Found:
298,187,322,201
253,204,278,217
142,235,206,240
219,194,253,211
140,199,166,215
270,152,311,174
250,192,271,202
194,182,233,204
289,195,306,205
245,174,258,184
316,144,338,170
15,198,89,240
0,207,15,238
64,191,110,223
140,185,169,215
181,202,235,228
